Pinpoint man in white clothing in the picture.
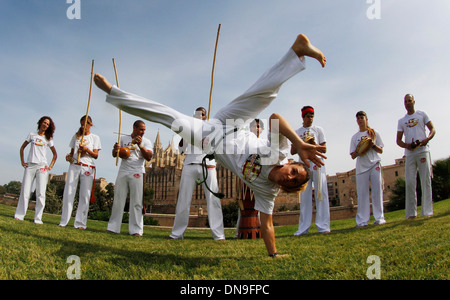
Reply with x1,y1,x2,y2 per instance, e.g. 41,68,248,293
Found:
169,107,225,240
396,94,436,219
291,106,330,235
94,33,327,257
107,120,153,236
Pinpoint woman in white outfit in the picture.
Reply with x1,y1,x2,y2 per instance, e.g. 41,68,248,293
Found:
15,116,57,224
94,33,327,257
59,115,101,229
350,111,386,227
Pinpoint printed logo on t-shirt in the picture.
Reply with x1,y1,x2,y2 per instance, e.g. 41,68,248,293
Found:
84,171,91,176
79,138,88,147
406,118,419,128
420,157,426,163
133,174,141,178
301,130,312,139
357,135,369,143
125,142,138,151
242,154,262,182
34,138,45,147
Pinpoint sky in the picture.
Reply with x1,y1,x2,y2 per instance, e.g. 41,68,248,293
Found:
1,0,449,186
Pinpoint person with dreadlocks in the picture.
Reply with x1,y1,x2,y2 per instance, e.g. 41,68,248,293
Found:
94,33,327,258
59,115,102,230
350,111,386,228
15,116,57,224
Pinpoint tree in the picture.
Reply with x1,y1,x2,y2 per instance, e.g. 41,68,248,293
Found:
386,178,406,211
44,183,63,214
387,156,450,211
90,183,114,213
143,186,154,213
4,181,21,195
222,201,239,228
432,157,450,201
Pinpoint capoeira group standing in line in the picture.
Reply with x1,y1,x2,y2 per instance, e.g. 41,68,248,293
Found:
14,33,436,257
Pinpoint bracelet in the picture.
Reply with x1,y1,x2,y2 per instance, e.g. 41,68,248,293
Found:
268,252,278,258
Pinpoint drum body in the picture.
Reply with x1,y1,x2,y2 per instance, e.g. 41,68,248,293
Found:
236,179,261,239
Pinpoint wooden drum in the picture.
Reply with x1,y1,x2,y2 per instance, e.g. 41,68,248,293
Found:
236,178,260,239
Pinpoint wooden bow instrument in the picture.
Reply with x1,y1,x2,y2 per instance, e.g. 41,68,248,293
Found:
77,59,95,163
207,24,221,120
112,58,122,166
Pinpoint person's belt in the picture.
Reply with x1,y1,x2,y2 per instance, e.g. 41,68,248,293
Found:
74,162,96,169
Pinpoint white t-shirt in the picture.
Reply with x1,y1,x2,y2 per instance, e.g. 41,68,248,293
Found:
215,129,289,215
69,133,102,166
179,141,216,166
25,132,54,165
295,125,326,166
397,110,431,156
118,135,153,174
350,130,384,174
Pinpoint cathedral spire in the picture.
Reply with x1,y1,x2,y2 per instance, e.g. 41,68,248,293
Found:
154,130,162,151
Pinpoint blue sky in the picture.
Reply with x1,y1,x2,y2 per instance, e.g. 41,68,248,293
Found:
1,0,449,185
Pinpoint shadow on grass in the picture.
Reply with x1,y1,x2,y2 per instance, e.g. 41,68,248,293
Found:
276,206,450,239
0,222,222,277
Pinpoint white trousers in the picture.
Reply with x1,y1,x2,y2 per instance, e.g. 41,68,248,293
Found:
15,163,49,224
107,172,144,235
295,163,330,235
59,164,95,229
356,162,386,226
405,151,433,218
170,165,225,240
106,49,305,154
105,49,306,215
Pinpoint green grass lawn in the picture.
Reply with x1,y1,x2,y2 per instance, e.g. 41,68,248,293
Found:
0,200,448,280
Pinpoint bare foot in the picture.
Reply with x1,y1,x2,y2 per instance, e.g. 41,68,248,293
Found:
272,253,290,259
291,34,326,67
94,73,113,94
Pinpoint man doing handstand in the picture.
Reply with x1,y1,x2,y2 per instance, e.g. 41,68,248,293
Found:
94,34,326,258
